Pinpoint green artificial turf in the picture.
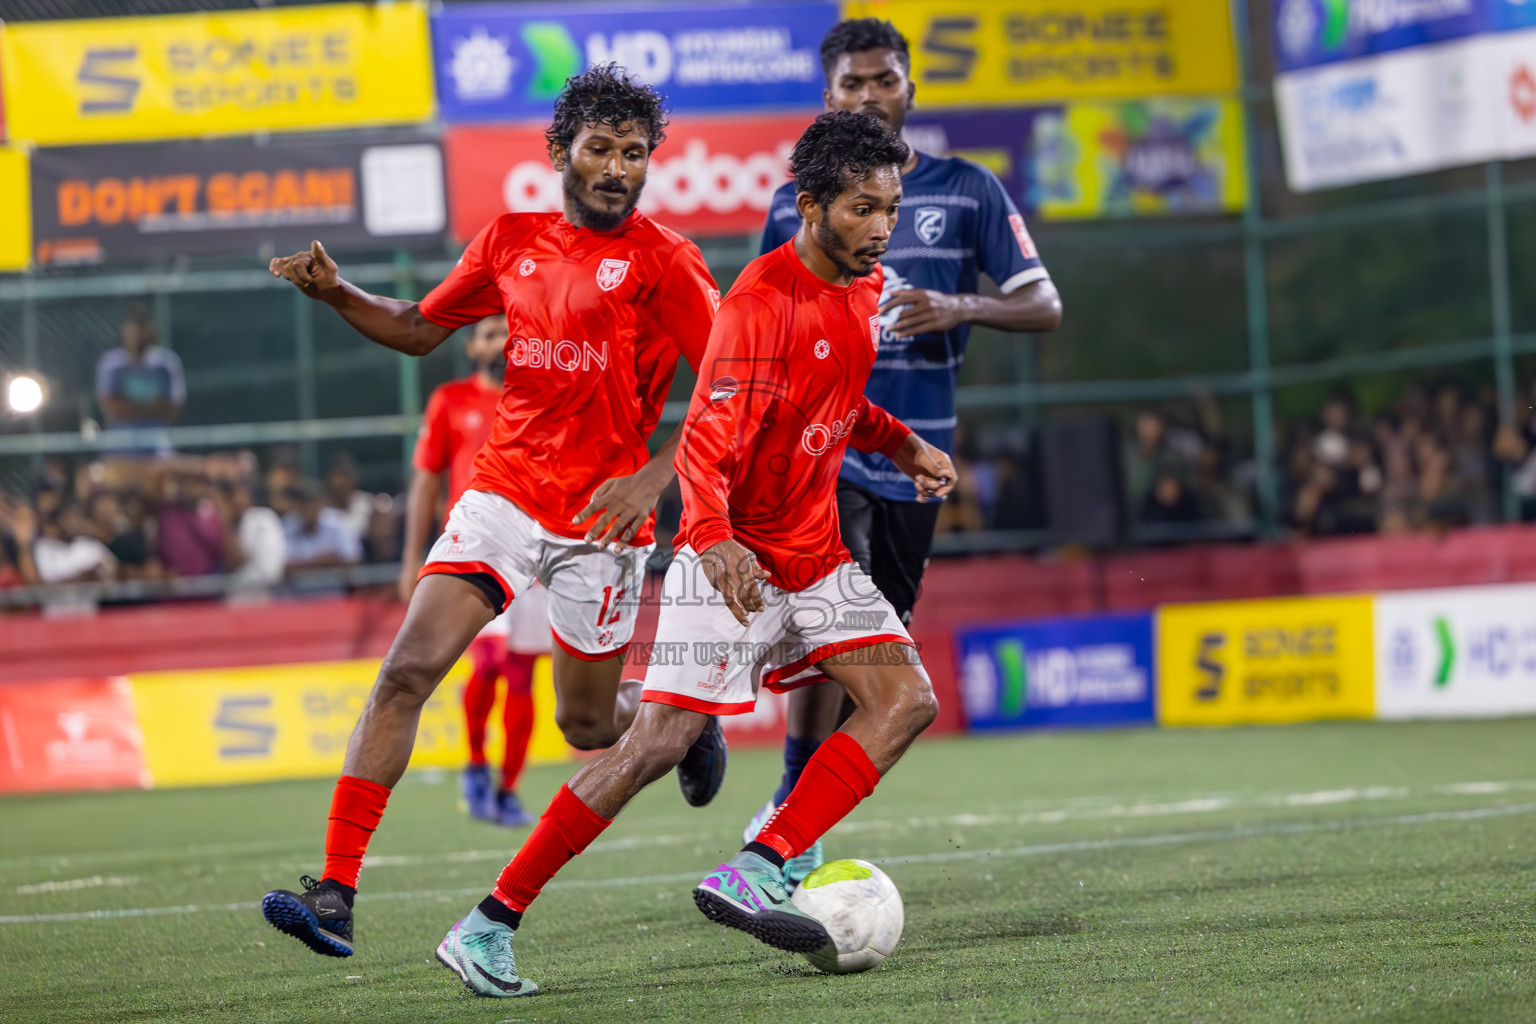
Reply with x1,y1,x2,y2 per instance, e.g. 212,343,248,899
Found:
2,719,1534,1023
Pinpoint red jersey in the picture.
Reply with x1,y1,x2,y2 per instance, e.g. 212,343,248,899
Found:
675,241,913,591
413,375,500,523
418,212,718,544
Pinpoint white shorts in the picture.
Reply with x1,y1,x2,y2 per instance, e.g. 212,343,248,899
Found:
477,580,553,655
421,489,650,660
640,548,915,715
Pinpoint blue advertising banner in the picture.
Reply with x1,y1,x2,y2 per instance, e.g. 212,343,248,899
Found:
431,1,837,122
1273,0,1489,72
956,612,1156,731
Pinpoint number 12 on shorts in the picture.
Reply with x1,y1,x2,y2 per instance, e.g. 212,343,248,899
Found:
596,586,627,627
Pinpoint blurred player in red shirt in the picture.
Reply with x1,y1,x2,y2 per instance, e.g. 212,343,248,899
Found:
401,313,545,829
260,66,726,963
429,112,955,998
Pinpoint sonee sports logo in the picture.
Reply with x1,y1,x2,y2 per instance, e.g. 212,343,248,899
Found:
801,407,860,457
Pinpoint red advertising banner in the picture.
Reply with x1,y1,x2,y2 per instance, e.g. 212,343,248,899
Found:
0,677,147,793
445,113,814,242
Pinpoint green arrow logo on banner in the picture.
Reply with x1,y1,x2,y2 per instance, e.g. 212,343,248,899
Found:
995,639,1028,717
521,22,582,100
1320,0,1350,49
1433,615,1455,688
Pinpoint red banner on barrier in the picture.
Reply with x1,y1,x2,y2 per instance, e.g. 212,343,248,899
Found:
444,113,813,243
0,677,147,793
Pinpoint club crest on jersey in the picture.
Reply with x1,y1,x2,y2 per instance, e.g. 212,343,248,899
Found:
518,258,535,277
596,258,630,292
914,207,946,246
869,314,881,352
814,339,830,359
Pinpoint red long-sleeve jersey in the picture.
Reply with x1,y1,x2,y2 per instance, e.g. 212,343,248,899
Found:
412,375,500,525
675,241,913,592
419,212,718,544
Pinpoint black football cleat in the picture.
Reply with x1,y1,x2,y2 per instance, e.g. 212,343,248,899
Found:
677,714,728,807
262,875,355,957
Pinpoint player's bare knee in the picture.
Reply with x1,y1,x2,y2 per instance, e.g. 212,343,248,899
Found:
375,650,442,707
889,674,939,738
556,713,618,751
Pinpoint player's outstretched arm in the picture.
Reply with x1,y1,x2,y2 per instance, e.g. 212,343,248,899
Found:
269,241,453,357
881,277,1062,340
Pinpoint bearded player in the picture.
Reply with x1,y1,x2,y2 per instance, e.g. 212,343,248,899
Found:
400,313,546,829
259,65,727,960
432,110,954,998
750,17,1064,886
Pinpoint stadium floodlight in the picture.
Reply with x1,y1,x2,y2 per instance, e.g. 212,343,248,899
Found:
6,374,45,415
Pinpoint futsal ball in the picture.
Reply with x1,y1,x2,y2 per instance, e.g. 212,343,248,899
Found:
789,859,904,974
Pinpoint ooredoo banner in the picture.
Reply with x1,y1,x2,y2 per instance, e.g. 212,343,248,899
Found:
1157,595,1375,726
431,1,836,122
1375,582,1536,719
0,3,432,147
843,0,1238,105
957,611,1155,730
444,113,811,241
29,132,445,267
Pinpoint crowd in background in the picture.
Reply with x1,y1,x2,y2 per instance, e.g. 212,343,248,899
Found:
7,306,1536,602
0,449,398,595
1118,378,1536,538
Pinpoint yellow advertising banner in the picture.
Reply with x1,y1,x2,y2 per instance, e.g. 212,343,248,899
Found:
0,2,433,146
130,655,570,789
1034,97,1247,218
1157,596,1375,726
844,0,1238,105
0,148,30,272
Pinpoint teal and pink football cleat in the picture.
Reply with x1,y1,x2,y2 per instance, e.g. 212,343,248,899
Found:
435,907,539,998
692,851,833,955
742,799,824,890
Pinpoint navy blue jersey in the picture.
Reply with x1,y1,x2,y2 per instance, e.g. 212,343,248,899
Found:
761,152,1049,501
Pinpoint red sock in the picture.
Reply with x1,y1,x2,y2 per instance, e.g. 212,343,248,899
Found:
753,731,880,860
463,636,501,764
491,784,610,912
322,775,391,890
500,651,536,792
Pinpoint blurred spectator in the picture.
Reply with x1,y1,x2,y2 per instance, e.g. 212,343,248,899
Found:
33,503,117,584
1312,392,1354,469
157,468,226,577
0,496,40,587
1493,378,1536,510
95,306,185,433
89,489,161,580
209,452,285,591
283,482,363,569
325,452,374,545
1141,472,1202,524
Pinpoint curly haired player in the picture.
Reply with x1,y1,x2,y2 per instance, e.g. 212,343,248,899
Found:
259,65,728,962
